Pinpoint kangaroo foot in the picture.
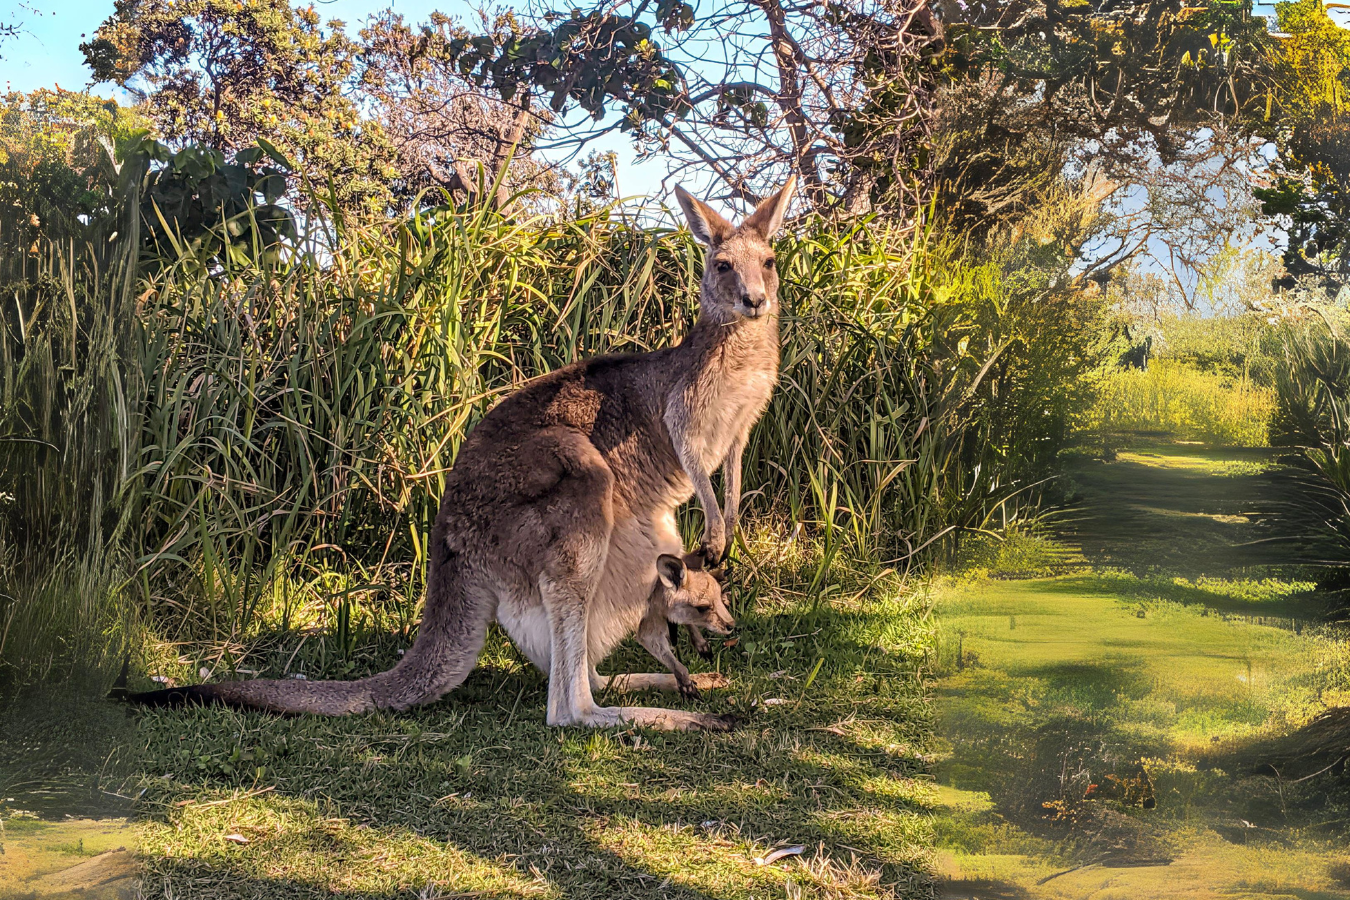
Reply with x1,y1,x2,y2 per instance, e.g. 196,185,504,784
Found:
608,705,737,732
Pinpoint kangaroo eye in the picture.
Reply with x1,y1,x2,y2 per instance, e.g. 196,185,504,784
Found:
764,257,776,270
715,260,732,273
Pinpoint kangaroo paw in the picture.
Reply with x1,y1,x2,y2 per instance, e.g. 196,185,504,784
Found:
689,672,729,691
592,706,737,732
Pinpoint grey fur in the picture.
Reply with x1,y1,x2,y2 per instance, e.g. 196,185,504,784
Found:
130,177,796,732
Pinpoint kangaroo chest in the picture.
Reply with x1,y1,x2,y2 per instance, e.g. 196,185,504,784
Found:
684,340,778,472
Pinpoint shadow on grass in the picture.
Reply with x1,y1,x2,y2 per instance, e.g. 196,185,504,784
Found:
937,877,1031,899
0,684,140,821
128,594,935,899
1058,445,1325,579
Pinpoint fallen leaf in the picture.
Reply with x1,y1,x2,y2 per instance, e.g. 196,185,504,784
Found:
224,834,250,845
754,845,805,866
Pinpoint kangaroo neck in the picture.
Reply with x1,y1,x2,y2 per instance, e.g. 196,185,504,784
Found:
677,308,780,372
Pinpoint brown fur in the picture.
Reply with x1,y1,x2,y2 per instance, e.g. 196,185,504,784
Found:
633,552,734,699
127,177,795,732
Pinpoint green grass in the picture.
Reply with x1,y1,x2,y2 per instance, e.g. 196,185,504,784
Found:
123,531,937,899
933,443,1350,899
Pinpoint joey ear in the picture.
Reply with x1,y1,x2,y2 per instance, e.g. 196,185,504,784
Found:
709,567,727,585
742,174,797,238
674,186,733,246
656,554,686,590
682,551,706,571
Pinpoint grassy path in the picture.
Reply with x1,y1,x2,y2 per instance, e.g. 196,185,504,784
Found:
934,444,1350,899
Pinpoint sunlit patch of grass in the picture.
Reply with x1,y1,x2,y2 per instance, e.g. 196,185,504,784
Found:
956,522,1087,580
1115,448,1273,478
144,795,554,899
938,576,1336,746
934,570,1350,895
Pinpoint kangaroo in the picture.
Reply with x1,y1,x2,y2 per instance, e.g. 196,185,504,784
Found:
124,177,794,731
631,552,734,699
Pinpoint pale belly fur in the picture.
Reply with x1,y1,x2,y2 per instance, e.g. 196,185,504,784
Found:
691,371,774,472
495,511,682,675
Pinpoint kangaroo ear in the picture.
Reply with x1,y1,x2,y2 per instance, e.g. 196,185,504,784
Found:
675,186,733,246
742,175,796,238
657,553,686,590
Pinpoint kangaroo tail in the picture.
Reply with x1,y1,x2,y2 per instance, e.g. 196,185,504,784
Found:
121,538,492,716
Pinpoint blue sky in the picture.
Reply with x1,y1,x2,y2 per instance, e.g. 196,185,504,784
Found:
0,0,672,196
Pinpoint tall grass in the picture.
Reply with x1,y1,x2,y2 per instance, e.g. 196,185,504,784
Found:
1,158,1104,680
1091,359,1275,446
0,152,146,684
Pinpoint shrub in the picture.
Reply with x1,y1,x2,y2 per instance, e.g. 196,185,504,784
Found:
1090,359,1275,446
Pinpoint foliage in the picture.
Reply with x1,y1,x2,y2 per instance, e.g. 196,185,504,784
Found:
0,139,147,683
934,0,1281,237
137,141,296,266
0,89,148,237
83,0,390,215
79,0,580,217
438,0,944,213
1270,317,1350,569
1254,0,1350,291
1147,312,1280,383
0,130,1103,675
1090,359,1275,446
357,10,560,209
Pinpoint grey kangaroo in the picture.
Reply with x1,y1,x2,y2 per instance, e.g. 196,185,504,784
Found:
127,177,794,731
633,552,734,700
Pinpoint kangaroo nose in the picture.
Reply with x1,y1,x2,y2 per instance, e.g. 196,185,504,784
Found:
742,293,764,311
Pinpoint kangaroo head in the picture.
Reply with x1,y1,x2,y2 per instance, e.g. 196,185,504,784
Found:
655,552,736,635
675,177,796,322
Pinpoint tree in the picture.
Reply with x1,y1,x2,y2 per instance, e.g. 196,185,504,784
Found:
435,0,945,214
1254,0,1350,292
931,1,1280,225
0,88,148,237
356,10,562,209
81,0,397,214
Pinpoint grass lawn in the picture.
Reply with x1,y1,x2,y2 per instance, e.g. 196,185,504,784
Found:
123,535,937,899
933,444,1350,899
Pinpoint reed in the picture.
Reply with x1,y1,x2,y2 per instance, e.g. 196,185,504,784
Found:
1,166,1103,679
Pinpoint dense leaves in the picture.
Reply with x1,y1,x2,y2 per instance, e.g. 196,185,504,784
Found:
932,0,1282,233
1255,0,1350,291
138,141,296,266
82,0,391,215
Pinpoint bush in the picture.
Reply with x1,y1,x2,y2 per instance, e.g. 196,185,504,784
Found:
0,139,1107,680
1090,359,1274,446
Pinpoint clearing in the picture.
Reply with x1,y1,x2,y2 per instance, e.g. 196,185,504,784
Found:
934,443,1350,899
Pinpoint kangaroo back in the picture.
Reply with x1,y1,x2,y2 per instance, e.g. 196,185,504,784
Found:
124,536,491,715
